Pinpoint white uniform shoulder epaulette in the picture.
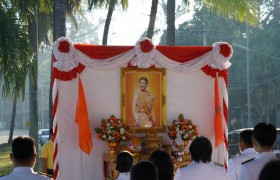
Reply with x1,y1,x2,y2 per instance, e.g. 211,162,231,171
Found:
37,172,52,178
241,157,255,165
230,154,239,159
213,162,224,167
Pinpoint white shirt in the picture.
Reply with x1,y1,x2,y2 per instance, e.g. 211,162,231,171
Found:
116,172,130,180
227,148,257,180
174,161,229,180
0,167,51,180
238,151,278,180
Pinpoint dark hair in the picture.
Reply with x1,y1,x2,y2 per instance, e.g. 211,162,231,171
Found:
50,128,54,135
253,122,276,147
130,161,158,180
259,160,280,180
139,77,148,85
148,150,174,180
12,136,36,161
240,129,254,147
189,136,212,163
116,151,134,173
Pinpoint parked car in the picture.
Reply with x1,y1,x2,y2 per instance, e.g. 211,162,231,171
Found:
228,128,280,158
38,129,49,146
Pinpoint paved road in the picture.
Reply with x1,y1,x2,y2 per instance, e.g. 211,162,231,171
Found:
0,130,28,145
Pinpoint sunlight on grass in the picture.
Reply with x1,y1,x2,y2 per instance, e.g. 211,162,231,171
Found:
0,144,12,176
0,143,43,176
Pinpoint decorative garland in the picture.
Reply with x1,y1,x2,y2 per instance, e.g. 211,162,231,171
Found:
52,37,233,74
131,37,156,68
53,37,79,72
211,42,233,70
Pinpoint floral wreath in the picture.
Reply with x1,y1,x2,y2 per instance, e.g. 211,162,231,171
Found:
53,37,79,72
95,115,130,143
167,114,199,142
131,37,156,68
210,42,233,70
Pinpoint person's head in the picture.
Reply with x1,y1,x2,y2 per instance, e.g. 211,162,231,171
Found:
253,122,276,152
116,151,134,173
189,136,212,163
148,150,174,180
259,160,280,180
10,136,37,167
239,129,254,152
130,160,158,180
139,77,148,91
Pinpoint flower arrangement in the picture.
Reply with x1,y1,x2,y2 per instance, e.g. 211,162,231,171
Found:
167,114,199,142
95,115,130,143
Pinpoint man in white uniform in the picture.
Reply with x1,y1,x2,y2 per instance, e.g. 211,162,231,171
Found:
238,122,278,180
174,136,229,180
227,129,257,180
0,136,52,180
115,151,134,180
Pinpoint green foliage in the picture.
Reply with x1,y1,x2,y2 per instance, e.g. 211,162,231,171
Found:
160,7,247,46
88,0,128,10
197,0,260,26
160,1,280,128
10,0,53,45
0,3,33,99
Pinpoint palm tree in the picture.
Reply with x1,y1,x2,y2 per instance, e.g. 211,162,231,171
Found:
147,0,159,38
9,1,52,156
88,0,129,45
50,0,81,130
53,0,81,39
0,1,32,144
49,0,67,131
166,0,175,45
165,0,259,45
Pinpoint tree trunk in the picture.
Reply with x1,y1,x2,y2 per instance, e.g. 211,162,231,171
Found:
50,0,66,129
28,4,39,170
147,0,158,39
266,114,269,124
8,97,17,144
102,1,115,45
53,0,66,39
167,0,175,45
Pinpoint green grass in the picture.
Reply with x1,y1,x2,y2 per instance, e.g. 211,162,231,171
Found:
0,143,43,176
0,143,13,176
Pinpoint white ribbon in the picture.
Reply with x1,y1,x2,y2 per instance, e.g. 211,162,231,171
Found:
53,37,79,72
131,37,156,68
52,38,232,73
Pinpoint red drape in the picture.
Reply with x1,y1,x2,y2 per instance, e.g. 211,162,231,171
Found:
156,46,212,63
53,45,216,81
74,44,134,59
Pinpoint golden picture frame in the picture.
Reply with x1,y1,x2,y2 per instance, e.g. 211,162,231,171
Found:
121,68,166,133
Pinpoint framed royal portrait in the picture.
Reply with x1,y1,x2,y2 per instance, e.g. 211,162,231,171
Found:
121,68,166,132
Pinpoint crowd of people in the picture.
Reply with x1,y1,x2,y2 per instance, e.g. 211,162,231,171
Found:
115,122,280,180
0,122,280,180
